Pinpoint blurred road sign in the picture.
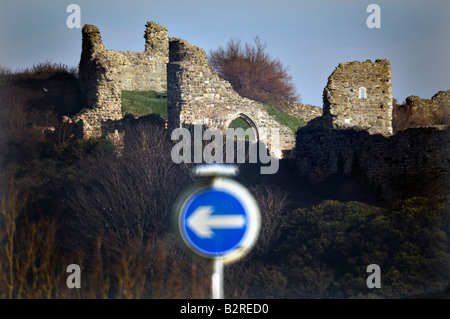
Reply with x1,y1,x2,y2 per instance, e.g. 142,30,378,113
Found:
175,169,260,263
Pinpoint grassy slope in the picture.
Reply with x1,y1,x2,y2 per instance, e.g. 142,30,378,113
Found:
121,91,307,133
265,104,307,132
121,90,167,119
228,117,255,140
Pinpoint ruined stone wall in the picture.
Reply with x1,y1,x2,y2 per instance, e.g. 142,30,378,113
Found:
75,22,168,137
323,59,393,136
74,21,296,157
295,124,450,200
285,102,322,122
75,24,122,137
405,90,450,123
102,113,166,152
116,22,168,92
405,91,450,111
167,38,295,158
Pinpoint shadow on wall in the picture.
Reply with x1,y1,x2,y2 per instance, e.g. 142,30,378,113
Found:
295,121,450,201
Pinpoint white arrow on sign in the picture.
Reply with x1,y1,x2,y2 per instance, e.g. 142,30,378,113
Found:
187,206,246,238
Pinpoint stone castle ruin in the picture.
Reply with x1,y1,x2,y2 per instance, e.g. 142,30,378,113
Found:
75,22,295,158
75,22,168,137
322,59,393,136
167,38,295,158
74,21,398,157
295,60,449,199
72,21,449,200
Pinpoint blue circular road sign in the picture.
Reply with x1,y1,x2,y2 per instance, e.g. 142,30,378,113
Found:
176,178,260,263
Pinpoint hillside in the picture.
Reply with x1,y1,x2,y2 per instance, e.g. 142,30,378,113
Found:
0,64,449,299
121,90,168,119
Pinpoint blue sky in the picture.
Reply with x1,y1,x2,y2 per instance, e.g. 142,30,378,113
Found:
0,0,449,106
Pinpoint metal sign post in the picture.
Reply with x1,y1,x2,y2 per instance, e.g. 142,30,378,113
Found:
174,164,260,299
212,259,224,299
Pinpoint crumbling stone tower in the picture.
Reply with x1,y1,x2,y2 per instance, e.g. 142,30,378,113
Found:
322,59,393,136
76,22,168,137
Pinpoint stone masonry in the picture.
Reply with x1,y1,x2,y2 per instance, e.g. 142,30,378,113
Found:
73,22,395,158
75,22,168,137
167,38,295,158
322,59,393,136
72,21,449,196
74,21,295,158
402,90,450,125
295,123,450,200
285,102,322,122
405,91,450,111
294,59,449,200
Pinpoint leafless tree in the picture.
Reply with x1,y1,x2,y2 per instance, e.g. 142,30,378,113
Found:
0,174,27,298
67,123,191,253
63,122,211,297
252,185,288,255
209,37,299,109
0,174,65,298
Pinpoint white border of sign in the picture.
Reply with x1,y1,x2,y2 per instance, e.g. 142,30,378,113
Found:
175,177,261,264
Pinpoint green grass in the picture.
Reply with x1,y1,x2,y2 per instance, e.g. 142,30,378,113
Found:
120,91,306,133
265,104,307,132
228,117,255,140
121,90,167,119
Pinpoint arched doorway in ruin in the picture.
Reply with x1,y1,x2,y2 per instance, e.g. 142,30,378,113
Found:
224,113,259,142
222,113,260,163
